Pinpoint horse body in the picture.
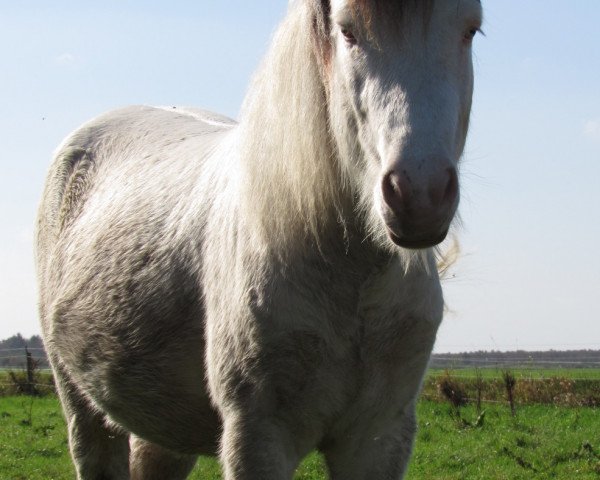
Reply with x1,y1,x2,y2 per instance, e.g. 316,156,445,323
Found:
36,1,482,479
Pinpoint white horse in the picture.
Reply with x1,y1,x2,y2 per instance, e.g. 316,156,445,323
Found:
36,1,482,479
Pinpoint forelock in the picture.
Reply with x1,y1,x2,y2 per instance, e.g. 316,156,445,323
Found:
348,0,435,28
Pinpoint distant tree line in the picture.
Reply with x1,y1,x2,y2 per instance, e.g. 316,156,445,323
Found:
430,349,600,369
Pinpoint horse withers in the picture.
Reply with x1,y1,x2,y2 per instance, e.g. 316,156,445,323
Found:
36,1,482,478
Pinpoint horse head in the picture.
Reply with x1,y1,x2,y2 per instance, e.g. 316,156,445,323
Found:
316,0,482,250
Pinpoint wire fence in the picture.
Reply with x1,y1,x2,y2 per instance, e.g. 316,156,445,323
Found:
3,347,600,373
428,350,600,374
1,347,599,406
0,348,49,370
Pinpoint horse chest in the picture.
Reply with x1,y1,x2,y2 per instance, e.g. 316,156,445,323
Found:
238,259,441,430
331,291,438,408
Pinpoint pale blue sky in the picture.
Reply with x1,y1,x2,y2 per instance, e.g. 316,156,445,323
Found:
1,1,599,352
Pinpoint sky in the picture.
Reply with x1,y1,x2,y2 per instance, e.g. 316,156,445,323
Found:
1,1,599,353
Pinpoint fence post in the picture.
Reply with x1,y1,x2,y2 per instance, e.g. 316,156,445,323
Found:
25,346,35,395
502,370,517,417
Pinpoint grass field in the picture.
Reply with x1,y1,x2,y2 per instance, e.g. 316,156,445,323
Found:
1,395,599,479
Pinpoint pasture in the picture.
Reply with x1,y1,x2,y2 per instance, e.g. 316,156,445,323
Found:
1,368,599,479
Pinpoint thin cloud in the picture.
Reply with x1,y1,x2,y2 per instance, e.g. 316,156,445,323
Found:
583,119,600,141
55,53,76,66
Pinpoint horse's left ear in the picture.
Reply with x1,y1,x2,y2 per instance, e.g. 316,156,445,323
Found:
310,0,333,75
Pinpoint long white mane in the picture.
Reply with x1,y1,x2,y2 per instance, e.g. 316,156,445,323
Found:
235,2,351,254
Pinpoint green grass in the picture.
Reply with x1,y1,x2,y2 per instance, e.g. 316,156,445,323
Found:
0,396,75,479
189,452,328,480
408,402,600,479
2,396,599,479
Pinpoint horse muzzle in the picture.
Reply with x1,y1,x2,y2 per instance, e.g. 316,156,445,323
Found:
380,157,459,250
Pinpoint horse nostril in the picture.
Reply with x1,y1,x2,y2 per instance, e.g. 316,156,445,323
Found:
382,171,409,215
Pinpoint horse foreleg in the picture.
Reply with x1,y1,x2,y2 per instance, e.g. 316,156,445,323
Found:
322,402,417,480
129,435,198,480
220,414,300,480
52,362,130,480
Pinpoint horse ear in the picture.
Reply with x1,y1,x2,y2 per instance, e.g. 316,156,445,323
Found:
310,0,333,75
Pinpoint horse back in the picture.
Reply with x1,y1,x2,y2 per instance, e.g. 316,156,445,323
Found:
39,107,231,249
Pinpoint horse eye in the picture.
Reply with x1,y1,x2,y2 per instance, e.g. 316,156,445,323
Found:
341,27,357,45
464,28,480,42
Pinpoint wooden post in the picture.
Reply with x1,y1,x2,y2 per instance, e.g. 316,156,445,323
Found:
25,347,35,395
502,370,516,417
475,368,484,414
